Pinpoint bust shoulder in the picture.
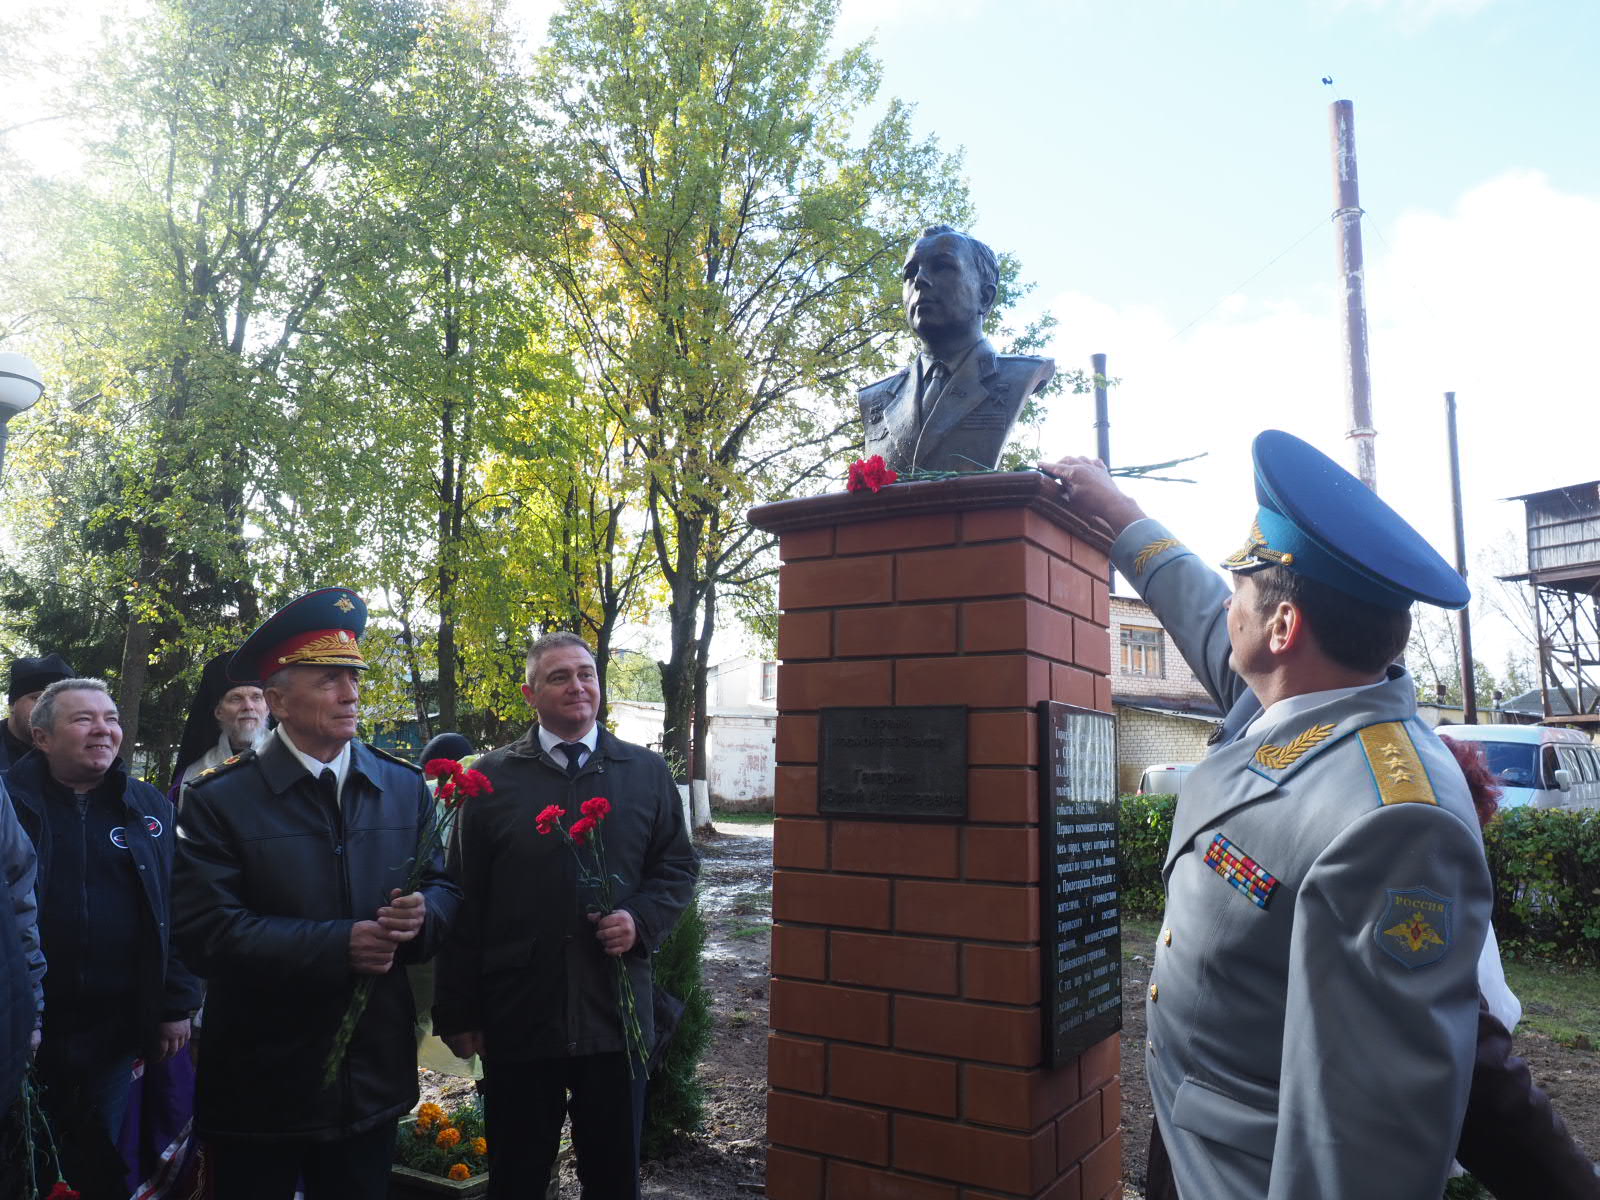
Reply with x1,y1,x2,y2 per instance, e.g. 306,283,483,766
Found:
988,353,1056,395
858,366,910,401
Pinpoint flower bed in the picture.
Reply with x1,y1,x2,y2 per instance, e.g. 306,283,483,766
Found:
393,1101,489,1192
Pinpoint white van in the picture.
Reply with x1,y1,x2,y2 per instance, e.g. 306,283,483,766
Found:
1434,724,1600,811
1136,763,1197,797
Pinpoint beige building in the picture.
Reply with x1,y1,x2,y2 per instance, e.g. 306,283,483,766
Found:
1110,593,1222,793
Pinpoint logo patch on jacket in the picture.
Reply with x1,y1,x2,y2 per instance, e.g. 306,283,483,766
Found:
1203,833,1279,909
108,815,162,850
1376,886,1452,968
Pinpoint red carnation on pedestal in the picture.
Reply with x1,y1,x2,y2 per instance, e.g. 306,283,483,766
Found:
847,454,898,493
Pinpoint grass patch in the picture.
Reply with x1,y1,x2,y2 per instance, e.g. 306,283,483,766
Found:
1121,914,1161,961
731,888,772,917
712,809,775,825
1502,955,1600,1049
729,923,770,940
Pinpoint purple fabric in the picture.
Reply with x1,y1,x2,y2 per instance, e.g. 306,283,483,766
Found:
118,1047,202,1199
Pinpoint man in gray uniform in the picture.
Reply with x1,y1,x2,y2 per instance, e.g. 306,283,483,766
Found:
1043,430,1492,1200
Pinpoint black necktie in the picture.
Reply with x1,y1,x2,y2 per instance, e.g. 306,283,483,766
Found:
558,742,585,778
317,767,338,805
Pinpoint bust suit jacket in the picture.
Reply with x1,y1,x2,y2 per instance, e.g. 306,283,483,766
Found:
858,337,1054,474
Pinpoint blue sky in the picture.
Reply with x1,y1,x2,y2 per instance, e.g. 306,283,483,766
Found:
816,0,1599,672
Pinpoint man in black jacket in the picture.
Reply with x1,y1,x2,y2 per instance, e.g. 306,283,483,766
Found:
434,631,699,1199
7,677,202,1146
172,588,460,1200
0,652,75,772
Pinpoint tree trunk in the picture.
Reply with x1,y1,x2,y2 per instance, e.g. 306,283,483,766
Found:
690,584,716,830
117,613,154,751
658,570,701,783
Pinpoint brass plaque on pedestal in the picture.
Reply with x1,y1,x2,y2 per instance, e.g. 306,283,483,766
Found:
818,706,967,819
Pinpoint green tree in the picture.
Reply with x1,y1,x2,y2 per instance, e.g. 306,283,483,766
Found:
533,0,988,797
1,0,430,746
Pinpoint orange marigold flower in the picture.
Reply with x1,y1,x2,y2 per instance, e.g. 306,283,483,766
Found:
448,1164,472,1181
436,1126,462,1149
471,1136,487,1155
418,1102,445,1123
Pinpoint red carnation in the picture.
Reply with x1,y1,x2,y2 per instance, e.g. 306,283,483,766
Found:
437,779,457,802
536,804,566,835
424,758,461,782
847,454,898,493
569,815,598,845
47,1183,81,1200
580,796,612,820
459,769,491,797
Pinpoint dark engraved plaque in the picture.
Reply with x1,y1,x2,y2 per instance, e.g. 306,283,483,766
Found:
1038,700,1121,1067
818,706,967,819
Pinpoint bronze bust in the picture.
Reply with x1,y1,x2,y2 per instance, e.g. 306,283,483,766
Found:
859,225,1054,474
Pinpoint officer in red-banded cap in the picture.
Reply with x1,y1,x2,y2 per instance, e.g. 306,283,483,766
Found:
172,588,460,1200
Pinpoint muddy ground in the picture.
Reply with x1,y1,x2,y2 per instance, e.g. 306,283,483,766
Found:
425,823,1600,1198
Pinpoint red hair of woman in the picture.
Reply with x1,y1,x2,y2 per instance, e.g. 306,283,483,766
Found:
1438,734,1502,828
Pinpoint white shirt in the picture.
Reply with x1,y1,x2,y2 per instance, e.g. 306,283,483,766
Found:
276,725,351,804
537,723,597,770
1243,679,1384,739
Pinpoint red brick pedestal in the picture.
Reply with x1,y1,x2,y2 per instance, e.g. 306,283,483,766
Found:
748,473,1122,1200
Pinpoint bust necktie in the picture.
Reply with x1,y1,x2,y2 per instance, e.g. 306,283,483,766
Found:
919,361,949,421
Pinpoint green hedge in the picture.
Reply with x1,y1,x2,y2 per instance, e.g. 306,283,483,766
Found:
1118,792,1177,917
1116,794,1600,963
1483,807,1600,964
643,890,713,1159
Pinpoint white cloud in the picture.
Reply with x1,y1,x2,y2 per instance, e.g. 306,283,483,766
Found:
1037,169,1600,663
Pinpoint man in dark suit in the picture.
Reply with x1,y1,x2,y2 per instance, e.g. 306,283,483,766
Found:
859,224,1053,474
434,632,698,1199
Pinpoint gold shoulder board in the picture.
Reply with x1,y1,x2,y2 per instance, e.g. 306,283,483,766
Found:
1358,722,1436,805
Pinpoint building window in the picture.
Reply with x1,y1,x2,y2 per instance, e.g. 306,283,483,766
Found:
1120,626,1164,678
760,660,778,700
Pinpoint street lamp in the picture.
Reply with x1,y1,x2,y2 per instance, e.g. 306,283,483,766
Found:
0,352,45,480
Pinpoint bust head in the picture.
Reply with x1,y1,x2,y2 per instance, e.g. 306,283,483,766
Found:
901,224,999,352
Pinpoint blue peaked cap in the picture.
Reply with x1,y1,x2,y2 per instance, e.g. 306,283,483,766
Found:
1221,430,1469,611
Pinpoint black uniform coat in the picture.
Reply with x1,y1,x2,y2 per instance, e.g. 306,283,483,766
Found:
172,734,460,1142
432,725,698,1062
7,750,203,1054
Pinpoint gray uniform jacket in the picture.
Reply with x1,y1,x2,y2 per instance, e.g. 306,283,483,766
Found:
858,337,1053,474
1113,519,1493,1200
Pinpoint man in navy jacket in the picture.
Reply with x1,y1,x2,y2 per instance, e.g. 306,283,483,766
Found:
7,677,201,1144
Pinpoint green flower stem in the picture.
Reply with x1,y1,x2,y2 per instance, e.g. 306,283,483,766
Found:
321,804,459,1090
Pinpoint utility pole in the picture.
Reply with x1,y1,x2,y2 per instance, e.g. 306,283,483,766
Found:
1329,100,1376,490
1445,391,1478,722
1092,353,1114,595
1091,353,1110,468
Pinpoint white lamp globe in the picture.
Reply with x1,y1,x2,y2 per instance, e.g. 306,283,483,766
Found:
0,352,45,419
